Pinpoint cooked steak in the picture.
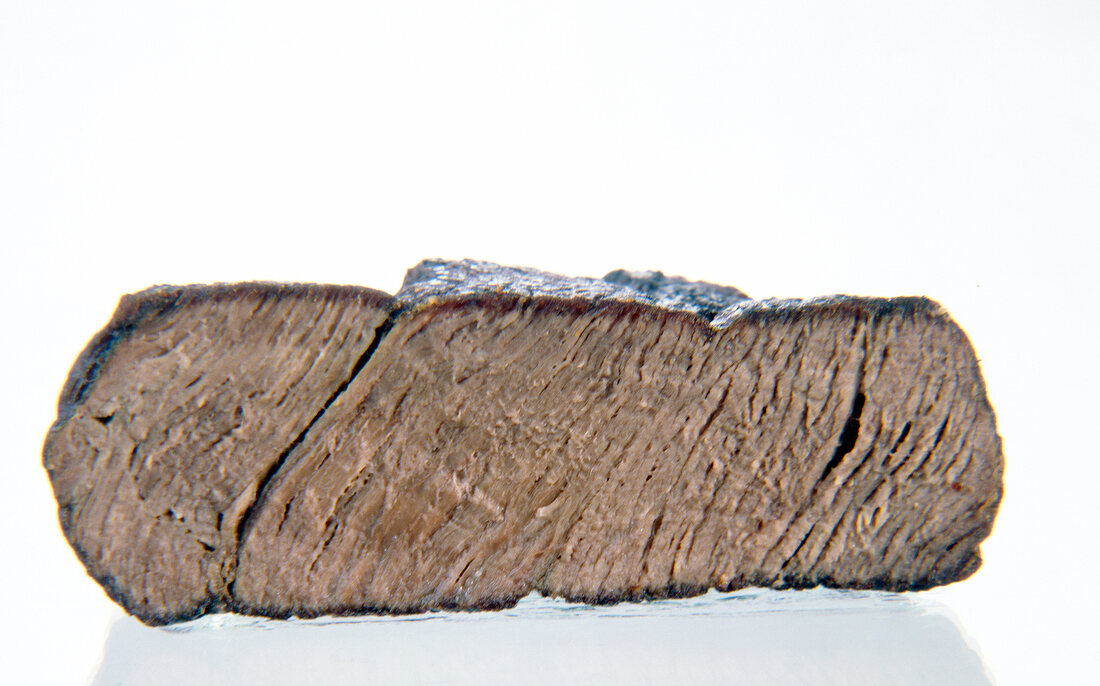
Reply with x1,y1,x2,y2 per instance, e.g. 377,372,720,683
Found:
43,260,1003,624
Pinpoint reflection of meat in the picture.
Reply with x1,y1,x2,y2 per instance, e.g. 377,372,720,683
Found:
43,259,1003,625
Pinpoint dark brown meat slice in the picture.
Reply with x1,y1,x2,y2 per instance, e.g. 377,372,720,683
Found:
43,284,396,623
43,261,1003,624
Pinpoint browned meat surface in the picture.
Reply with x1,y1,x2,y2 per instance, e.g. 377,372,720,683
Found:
43,261,1003,624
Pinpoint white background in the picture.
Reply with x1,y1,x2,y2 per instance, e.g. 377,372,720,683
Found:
2,1,1097,683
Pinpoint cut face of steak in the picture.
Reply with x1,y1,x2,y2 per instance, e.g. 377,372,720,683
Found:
43,261,1003,624
44,284,396,622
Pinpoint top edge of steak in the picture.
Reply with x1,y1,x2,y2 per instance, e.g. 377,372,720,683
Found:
43,260,1003,625
56,283,396,422
399,258,751,319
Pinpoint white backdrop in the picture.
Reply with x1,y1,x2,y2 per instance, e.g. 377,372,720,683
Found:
2,2,1097,683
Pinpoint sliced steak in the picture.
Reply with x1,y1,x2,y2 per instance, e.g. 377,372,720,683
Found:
43,261,1003,624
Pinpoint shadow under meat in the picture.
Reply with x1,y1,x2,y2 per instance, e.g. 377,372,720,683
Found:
91,589,992,686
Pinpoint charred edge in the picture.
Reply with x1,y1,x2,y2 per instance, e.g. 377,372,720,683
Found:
134,573,962,626
230,592,528,622
561,581,714,607
58,517,225,627
768,570,957,593
226,308,399,598
58,290,184,420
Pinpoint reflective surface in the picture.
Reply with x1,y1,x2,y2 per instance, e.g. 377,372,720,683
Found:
92,590,991,685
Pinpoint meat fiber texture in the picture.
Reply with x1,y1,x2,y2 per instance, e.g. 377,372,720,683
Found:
43,259,1003,625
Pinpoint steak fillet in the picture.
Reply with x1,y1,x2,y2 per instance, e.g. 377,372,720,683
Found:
43,260,1003,625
